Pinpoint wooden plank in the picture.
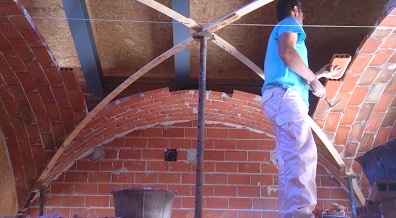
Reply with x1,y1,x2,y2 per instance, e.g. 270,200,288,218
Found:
211,34,264,79
204,0,274,33
35,36,195,187
136,0,266,79
136,0,202,31
307,117,346,170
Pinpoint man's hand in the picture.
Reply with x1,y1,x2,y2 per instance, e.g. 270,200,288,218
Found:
315,64,341,79
310,78,326,99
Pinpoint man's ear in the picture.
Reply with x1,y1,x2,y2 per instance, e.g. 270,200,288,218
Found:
292,6,299,16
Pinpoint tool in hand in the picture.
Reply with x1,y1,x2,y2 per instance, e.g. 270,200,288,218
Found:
319,54,351,109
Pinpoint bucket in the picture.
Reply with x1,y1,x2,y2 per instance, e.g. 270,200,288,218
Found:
112,188,175,218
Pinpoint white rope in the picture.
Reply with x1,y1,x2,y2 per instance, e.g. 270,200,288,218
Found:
28,16,387,29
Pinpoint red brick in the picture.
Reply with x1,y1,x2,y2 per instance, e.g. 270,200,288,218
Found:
366,113,385,132
25,61,45,80
134,172,158,183
205,174,227,184
10,40,34,60
61,195,86,207
213,185,237,197
369,50,394,66
98,183,122,194
0,22,22,40
215,162,237,172
16,71,36,92
0,32,13,51
358,37,383,54
229,197,252,209
204,150,224,161
238,162,260,173
3,51,26,71
225,151,247,161
359,67,380,86
64,171,89,183
374,127,391,146
334,125,350,145
356,103,375,122
141,149,163,160
60,70,80,91
86,196,110,207
324,112,342,132
67,91,86,112
349,123,366,141
373,92,394,112
74,183,98,194
58,106,75,126
237,186,260,197
382,33,396,48
212,139,236,149
9,85,27,103
228,174,250,185
139,128,161,138
205,197,229,209
207,128,228,138
229,128,251,139
9,16,31,28
348,54,372,75
111,172,134,183
52,86,69,106
43,65,62,85
158,172,181,183
349,86,369,106
382,108,396,127
340,106,359,125
45,195,62,207
147,138,169,148
30,45,55,66
124,160,147,172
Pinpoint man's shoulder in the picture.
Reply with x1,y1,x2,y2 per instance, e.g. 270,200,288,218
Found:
278,17,300,26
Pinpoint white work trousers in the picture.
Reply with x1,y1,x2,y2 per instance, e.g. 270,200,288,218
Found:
261,87,317,218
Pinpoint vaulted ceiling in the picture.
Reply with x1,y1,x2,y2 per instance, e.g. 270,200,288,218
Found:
0,0,395,213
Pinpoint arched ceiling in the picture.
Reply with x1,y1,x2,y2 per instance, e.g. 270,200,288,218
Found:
0,0,395,212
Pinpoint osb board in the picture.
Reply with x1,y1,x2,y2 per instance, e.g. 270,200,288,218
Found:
19,0,80,68
188,0,275,80
0,132,18,215
86,0,174,78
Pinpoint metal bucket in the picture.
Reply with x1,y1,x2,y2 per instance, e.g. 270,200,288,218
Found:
112,188,175,218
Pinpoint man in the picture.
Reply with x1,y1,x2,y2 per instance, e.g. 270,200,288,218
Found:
260,0,340,217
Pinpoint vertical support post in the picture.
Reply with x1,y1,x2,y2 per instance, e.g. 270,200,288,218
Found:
344,175,357,218
192,31,212,218
39,187,45,216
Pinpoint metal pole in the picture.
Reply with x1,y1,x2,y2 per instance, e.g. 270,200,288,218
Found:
192,31,212,218
39,187,45,216
344,175,357,218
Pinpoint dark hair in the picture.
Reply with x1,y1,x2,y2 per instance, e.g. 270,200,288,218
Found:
276,0,302,21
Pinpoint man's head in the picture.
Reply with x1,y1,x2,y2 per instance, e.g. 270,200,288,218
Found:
276,0,304,23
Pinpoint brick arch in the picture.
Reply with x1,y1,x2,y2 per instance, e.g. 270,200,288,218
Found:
44,88,275,183
0,1,86,208
313,2,396,196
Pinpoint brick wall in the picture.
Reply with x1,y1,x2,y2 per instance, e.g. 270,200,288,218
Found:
27,123,351,218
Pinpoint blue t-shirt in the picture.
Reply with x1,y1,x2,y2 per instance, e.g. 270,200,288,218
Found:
262,17,310,106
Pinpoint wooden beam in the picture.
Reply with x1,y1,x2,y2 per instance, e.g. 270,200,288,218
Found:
204,0,274,33
211,34,264,79
136,0,266,78
136,0,202,31
34,37,195,188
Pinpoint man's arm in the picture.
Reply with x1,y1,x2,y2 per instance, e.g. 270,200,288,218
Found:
278,32,326,98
